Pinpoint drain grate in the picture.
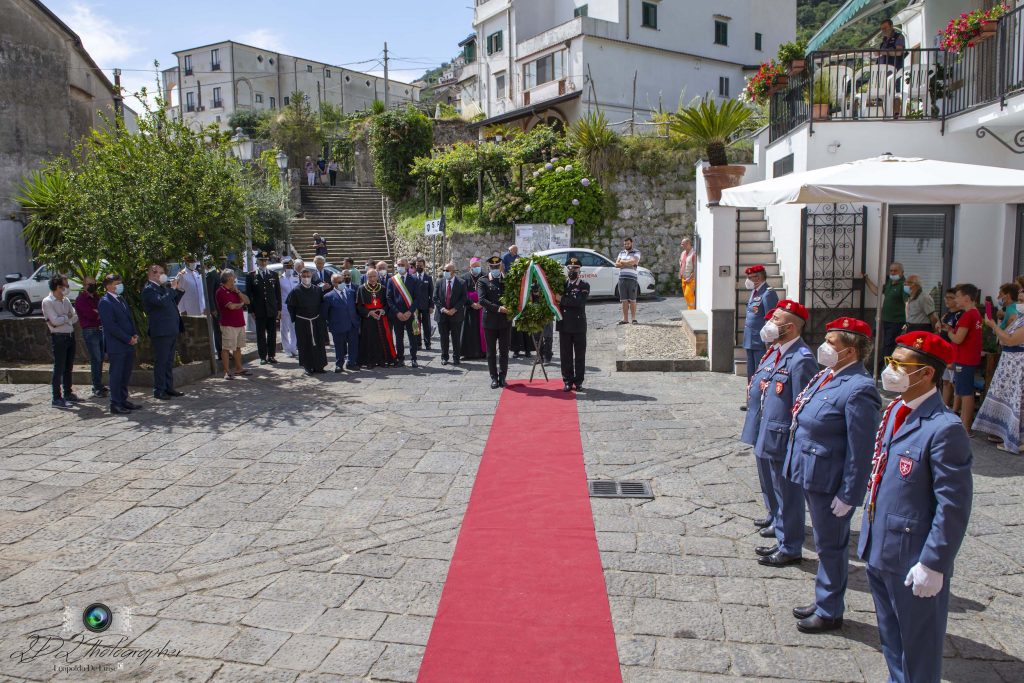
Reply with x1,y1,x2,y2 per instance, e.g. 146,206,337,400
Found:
588,480,654,499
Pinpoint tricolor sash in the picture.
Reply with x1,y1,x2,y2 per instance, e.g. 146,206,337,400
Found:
391,274,414,310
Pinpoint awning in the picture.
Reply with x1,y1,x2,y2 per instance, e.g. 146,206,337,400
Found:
468,91,582,129
805,0,893,52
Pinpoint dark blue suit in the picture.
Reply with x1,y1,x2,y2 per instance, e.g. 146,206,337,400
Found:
414,271,434,349
386,272,421,362
97,293,138,409
858,391,973,683
784,362,881,619
741,338,817,555
141,280,184,396
742,283,779,379
322,285,359,368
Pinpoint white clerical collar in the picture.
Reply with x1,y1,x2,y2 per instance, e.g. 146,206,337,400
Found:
903,387,938,410
109,291,120,299
774,337,799,355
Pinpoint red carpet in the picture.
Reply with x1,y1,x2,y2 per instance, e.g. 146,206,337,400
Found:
418,380,621,683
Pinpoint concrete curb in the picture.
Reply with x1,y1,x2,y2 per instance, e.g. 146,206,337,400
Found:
0,347,262,386
615,358,711,372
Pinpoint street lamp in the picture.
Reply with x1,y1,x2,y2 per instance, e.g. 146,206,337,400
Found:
275,151,290,256
229,128,254,272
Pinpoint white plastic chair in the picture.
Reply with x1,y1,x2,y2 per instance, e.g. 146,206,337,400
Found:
856,64,896,118
901,63,935,117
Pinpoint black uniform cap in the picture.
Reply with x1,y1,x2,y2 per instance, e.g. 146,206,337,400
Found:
567,257,582,267
487,256,502,266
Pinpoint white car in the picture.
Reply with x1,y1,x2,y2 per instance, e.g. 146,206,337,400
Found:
2,266,82,317
533,248,656,298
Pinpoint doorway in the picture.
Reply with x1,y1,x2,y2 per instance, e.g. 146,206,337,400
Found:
888,205,954,312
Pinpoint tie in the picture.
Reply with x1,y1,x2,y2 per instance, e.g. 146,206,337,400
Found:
446,281,452,307
818,371,835,390
892,404,912,436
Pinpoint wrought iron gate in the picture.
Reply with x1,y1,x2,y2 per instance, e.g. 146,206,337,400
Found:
800,204,868,345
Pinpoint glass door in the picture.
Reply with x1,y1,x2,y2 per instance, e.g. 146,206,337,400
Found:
888,206,954,312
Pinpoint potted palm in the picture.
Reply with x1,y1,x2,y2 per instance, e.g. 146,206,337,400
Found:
811,74,832,120
670,98,753,203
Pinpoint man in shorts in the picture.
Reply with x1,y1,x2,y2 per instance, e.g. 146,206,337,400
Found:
615,237,641,324
944,283,982,435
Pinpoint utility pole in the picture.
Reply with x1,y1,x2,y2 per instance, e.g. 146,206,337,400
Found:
112,68,124,127
383,42,390,108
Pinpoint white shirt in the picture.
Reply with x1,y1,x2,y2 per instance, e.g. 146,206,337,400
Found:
279,269,299,299
42,293,77,333
177,268,206,316
903,387,938,411
774,337,800,356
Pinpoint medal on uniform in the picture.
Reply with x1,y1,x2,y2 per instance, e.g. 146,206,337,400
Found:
759,379,768,393
899,457,913,477
775,380,785,395
751,306,759,313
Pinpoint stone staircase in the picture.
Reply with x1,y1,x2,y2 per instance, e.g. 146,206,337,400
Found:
733,208,788,377
291,184,390,265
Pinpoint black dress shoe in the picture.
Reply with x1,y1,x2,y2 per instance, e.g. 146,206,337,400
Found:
154,392,170,400
753,516,773,529
758,551,802,567
490,379,500,389
268,357,278,364
792,604,817,620
498,378,506,387
759,525,777,538
124,401,142,410
755,544,779,557
166,390,184,397
574,382,583,391
260,359,269,365
797,614,843,633
334,366,344,373
411,360,419,368
441,359,449,365
740,405,748,411
513,352,521,358
110,405,131,414
563,382,573,392
303,370,314,377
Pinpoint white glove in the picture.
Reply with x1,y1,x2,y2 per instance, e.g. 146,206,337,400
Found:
904,562,944,598
830,496,852,518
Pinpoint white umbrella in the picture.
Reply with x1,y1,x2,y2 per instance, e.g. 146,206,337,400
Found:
721,155,1024,375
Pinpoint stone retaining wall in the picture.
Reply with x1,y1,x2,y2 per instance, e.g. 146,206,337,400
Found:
389,167,696,291
0,315,215,365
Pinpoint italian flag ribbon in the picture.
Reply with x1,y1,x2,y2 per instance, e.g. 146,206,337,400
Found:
513,260,562,324
391,274,414,309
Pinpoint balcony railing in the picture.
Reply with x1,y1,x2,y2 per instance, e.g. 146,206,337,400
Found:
769,5,1024,142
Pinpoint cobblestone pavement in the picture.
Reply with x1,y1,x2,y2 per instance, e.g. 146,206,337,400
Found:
0,296,1020,682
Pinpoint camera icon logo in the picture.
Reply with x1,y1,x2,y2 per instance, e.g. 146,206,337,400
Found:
82,603,113,633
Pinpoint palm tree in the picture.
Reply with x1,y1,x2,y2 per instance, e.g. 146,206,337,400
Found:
669,98,753,166
569,111,618,179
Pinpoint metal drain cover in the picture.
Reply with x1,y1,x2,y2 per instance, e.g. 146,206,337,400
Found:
588,480,654,499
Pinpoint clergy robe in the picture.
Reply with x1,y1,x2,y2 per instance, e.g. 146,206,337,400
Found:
357,284,397,367
285,284,327,372
460,273,486,359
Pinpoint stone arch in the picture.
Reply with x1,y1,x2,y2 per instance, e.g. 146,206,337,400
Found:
235,78,254,107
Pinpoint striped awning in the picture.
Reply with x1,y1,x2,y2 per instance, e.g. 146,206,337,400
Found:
806,0,892,53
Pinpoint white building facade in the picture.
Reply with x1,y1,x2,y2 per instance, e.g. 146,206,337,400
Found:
161,41,421,130
694,0,1024,374
459,0,797,131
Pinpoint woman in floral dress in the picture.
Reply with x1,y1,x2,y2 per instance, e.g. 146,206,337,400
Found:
974,314,1024,453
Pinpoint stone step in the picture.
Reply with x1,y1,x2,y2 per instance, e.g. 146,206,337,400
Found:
738,241,775,254
737,209,764,220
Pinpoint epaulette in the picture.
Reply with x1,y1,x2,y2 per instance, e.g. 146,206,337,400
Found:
799,347,813,356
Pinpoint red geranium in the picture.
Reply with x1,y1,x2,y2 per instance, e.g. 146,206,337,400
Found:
939,4,1009,53
742,61,786,105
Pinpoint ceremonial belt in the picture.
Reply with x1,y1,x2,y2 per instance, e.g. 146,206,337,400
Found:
296,314,320,338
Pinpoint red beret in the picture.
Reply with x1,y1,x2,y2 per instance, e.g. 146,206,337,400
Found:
766,299,808,321
896,332,954,366
745,265,766,276
825,317,872,338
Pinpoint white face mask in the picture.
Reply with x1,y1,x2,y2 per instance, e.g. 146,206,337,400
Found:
880,364,911,393
817,342,840,368
157,273,168,285
760,321,781,344
301,277,312,286
398,266,407,275
745,278,755,290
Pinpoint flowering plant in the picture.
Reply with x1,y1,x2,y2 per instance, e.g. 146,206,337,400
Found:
939,4,1009,53
742,61,786,105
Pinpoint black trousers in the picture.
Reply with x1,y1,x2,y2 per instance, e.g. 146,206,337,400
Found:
416,309,432,348
151,334,176,395
254,315,277,360
438,314,463,361
392,316,417,361
881,321,902,373
50,332,75,400
559,331,587,384
485,327,511,380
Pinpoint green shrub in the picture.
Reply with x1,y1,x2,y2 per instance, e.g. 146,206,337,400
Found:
525,163,605,239
369,106,433,199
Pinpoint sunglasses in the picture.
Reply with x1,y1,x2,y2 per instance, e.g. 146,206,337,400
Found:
884,356,931,372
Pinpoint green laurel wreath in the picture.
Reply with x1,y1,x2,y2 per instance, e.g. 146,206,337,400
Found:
501,254,567,335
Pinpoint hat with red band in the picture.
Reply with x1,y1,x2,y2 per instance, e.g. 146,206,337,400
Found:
766,299,808,321
896,331,954,366
745,264,766,276
825,317,872,337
